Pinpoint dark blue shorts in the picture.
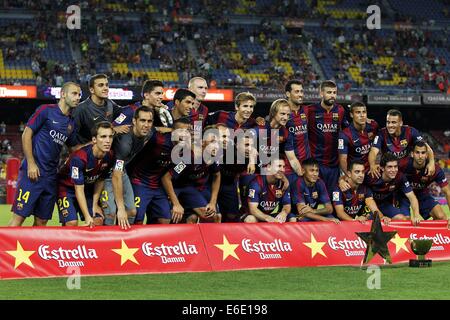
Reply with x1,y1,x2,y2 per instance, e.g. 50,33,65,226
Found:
133,184,171,223
174,186,210,210
218,182,240,215
417,194,439,220
318,165,339,199
57,186,101,224
12,170,57,221
377,196,411,218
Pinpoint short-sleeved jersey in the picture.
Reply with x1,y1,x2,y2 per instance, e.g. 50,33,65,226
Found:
373,126,424,170
25,104,77,176
243,175,291,215
404,158,448,197
332,185,373,217
285,108,310,170
338,120,379,170
112,102,140,127
364,172,412,202
291,176,331,209
305,103,348,167
207,111,257,130
128,131,173,189
58,144,115,192
168,154,220,191
73,97,121,144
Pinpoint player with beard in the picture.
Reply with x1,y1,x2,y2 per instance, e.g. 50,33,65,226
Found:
404,141,450,226
333,160,390,224
368,109,435,178
338,102,378,174
9,82,81,226
304,80,348,199
284,80,310,183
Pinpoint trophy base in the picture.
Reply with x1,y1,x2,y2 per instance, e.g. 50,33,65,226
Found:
409,259,432,268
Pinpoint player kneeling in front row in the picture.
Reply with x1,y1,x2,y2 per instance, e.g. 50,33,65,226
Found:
241,158,291,223
333,160,391,224
288,158,340,223
57,122,115,227
162,125,222,224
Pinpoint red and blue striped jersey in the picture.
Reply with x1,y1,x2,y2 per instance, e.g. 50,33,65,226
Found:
373,125,423,170
285,109,310,171
129,130,173,189
290,176,331,209
26,104,77,176
243,175,291,215
58,144,114,192
305,103,348,167
338,120,379,170
364,172,412,202
403,158,448,197
332,185,373,217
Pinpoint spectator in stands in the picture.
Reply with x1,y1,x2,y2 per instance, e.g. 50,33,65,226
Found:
0,122,6,135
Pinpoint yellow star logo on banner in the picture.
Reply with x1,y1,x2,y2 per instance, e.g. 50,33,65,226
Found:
390,234,410,253
303,234,327,258
6,241,35,269
214,235,240,261
112,240,139,266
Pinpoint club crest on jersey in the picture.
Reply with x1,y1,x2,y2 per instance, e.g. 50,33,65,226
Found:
114,160,124,171
248,189,255,198
275,189,282,198
332,113,339,121
332,191,340,202
67,124,73,134
358,193,365,200
389,185,395,191
71,167,79,179
300,113,307,120
198,114,204,120
174,162,186,174
312,191,318,199
400,139,408,147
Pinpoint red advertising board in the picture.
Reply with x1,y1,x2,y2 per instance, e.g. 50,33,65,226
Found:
0,225,210,279
200,221,450,271
1,221,449,279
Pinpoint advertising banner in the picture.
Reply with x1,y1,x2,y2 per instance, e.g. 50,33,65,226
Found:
0,225,210,279
1,221,449,279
